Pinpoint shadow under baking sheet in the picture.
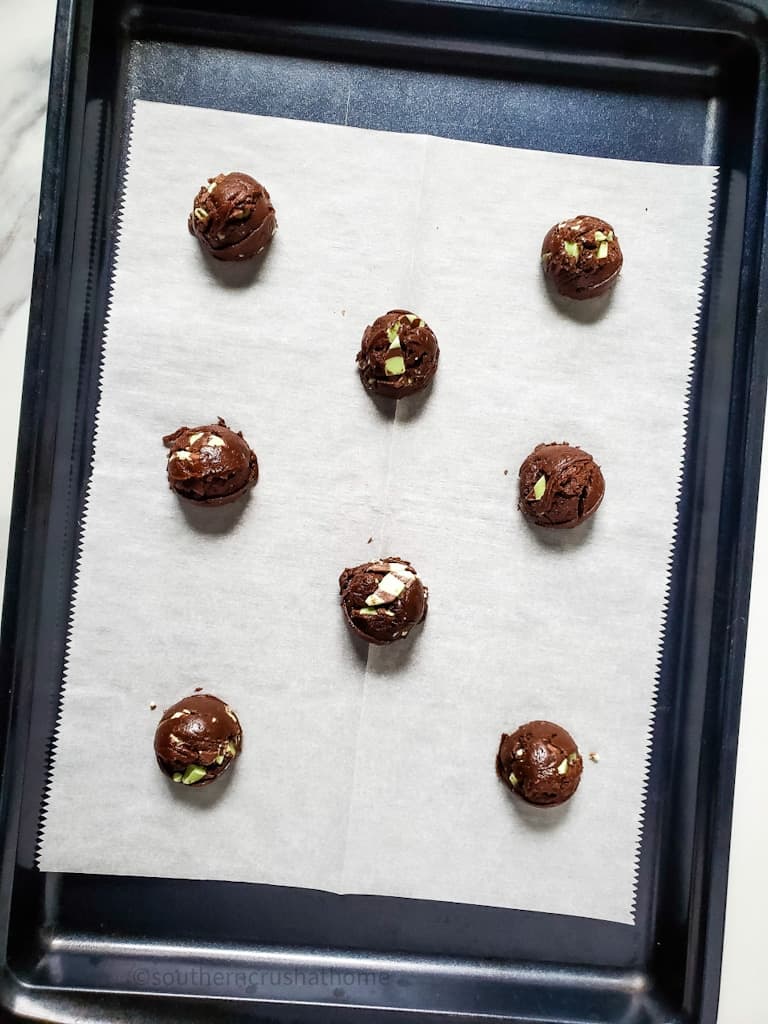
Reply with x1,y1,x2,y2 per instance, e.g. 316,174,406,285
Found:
364,620,427,676
178,491,253,533
526,516,597,551
165,761,237,808
196,241,275,288
541,276,617,323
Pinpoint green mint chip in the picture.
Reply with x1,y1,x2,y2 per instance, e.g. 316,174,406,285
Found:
181,764,207,785
385,355,406,376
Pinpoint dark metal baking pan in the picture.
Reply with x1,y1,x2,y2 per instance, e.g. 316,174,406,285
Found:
2,0,767,1020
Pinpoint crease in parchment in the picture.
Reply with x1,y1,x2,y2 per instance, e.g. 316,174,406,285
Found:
339,133,431,891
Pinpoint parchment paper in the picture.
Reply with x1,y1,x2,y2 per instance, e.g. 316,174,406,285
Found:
38,100,718,924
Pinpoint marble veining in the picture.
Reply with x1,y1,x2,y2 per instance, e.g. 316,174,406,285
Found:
0,3,54,580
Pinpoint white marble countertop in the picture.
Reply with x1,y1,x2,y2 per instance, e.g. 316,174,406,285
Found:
0,1,765,1021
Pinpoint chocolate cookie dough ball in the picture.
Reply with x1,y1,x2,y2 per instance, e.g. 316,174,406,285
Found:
339,557,428,645
497,720,582,806
541,215,622,300
357,310,439,399
519,442,604,529
154,693,242,787
188,172,276,261
163,418,258,507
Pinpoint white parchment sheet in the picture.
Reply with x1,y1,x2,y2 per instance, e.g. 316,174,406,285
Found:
38,100,717,924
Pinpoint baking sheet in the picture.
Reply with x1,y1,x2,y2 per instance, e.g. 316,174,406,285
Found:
38,100,717,924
